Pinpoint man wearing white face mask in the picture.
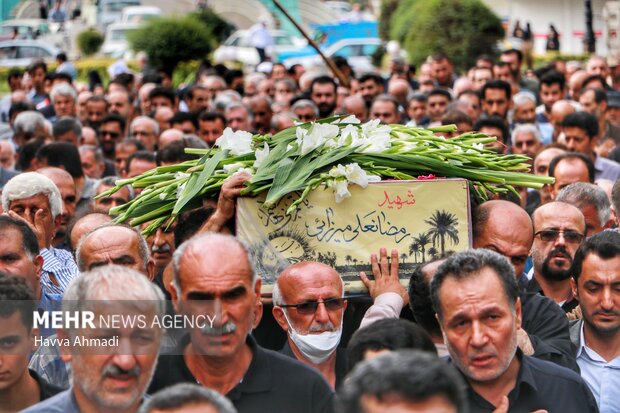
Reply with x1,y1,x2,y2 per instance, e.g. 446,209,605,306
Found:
272,261,348,389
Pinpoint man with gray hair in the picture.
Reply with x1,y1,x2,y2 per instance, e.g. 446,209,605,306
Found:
511,92,554,144
2,172,79,296
149,232,334,413
556,182,613,237
224,101,252,132
13,110,46,147
130,116,159,151
511,123,543,159
292,99,319,123
139,383,237,413
430,249,597,412
50,82,77,121
79,145,105,180
23,265,165,413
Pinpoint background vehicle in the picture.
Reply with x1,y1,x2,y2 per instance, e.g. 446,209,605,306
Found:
101,22,140,58
282,37,382,73
0,40,60,68
121,6,162,23
97,0,141,29
213,29,306,67
0,19,70,51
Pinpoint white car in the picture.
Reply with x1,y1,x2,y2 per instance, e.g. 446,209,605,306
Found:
101,22,140,58
0,40,60,68
121,6,161,23
282,37,382,73
213,30,306,67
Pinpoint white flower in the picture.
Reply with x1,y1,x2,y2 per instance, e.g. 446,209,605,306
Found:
253,143,270,168
329,164,347,178
344,163,370,188
176,182,186,199
159,192,167,200
367,175,381,183
333,115,361,124
223,162,245,174
214,127,254,156
472,142,484,151
295,123,340,156
174,172,190,180
224,168,255,181
336,124,361,147
333,179,351,203
357,119,392,153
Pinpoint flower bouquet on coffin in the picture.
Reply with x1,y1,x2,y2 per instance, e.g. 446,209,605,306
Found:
98,116,554,236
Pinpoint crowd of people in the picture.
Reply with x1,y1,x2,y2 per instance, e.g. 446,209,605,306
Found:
0,40,618,413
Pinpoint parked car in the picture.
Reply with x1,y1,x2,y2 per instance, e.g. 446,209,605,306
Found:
97,0,141,29
121,6,161,23
0,19,69,51
213,30,306,67
101,22,140,58
0,40,60,68
282,37,382,73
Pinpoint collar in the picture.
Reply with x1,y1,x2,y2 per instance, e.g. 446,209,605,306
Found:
226,335,273,398
514,349,539,394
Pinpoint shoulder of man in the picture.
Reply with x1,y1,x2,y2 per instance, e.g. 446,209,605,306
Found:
20,388,77,413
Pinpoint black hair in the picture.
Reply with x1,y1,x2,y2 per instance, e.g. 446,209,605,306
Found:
430,249,518,320
357,73,383,85
561,111,599,140
337,350,467,413
35,142,84,178
539,70,565,91
198,111,226,124
100,113,127,134
148,86,176,106
126,150,156,173
548,152,595,183
26,60,47,75
473,116,509,143
0,215,40,257
8,101,34,120
346,318,437,372
310,75,337,94
427,88,452,101
572,230,620,282
481,79,512,101
0,273,37,331
408,262,444,337
170,112,198,131
18,138,45,171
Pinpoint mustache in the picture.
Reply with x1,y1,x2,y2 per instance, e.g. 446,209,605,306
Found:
547,246,571,260
151,244,172,253
308,322,336,333
594,309,620,317
103,363,140,379
200,321,236,336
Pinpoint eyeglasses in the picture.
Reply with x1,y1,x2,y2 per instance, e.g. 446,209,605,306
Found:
99,130,120,138
279,298,345,315
535,229,584,244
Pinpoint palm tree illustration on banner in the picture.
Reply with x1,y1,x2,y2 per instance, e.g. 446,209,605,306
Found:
425,210,460,255
408,241,420,263
411,232,431,263
400,253,407,264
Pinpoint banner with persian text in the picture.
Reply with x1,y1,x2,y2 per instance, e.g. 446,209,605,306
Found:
236,179,472,296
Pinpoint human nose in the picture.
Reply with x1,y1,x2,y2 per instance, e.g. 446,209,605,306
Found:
470,321,489,348
153,229,165,246
601,287,614,311
111,352,137,372
314,302,330,324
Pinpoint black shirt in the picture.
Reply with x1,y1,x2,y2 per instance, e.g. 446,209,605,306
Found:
149,335,335,413
459,350,598,413
520,291,579,372
279,341,348,389
30,368,63,401
526,277,580,313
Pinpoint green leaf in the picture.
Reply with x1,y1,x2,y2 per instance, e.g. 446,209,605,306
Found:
173,150,227,215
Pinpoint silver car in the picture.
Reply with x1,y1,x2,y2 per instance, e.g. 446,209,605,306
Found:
0,40,61,68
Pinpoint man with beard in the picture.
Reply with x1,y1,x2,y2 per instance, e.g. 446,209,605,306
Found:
569,231,620,413
528,202,586,313
430,249,597,412
309,76,337,118
23,265,164,413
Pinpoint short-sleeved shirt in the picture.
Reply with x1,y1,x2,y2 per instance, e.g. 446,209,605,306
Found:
149,335,335,413
459,350,599,413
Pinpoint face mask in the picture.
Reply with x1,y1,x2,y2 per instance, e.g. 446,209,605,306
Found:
282,310,342,364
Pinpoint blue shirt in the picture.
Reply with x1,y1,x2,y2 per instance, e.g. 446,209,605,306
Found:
39,247,79,296
576,324,620,413
21,387,80,413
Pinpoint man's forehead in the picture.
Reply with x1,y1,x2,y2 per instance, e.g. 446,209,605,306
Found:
10,193,50,207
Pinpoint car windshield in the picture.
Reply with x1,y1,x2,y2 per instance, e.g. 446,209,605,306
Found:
110,28,133,41
105,1,140,12
273,35,295,46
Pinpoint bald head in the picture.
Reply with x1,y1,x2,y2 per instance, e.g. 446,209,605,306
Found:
388,79,410,105
342,95,368,123
473,200,533,278
275,261,342,304
69,212,113,251
532,201,585,230
551,100,576,123
37,166,73,185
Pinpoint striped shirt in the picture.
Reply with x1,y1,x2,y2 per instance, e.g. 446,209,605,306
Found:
39,248,79,295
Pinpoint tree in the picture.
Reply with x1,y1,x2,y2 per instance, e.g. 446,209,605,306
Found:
428,247,438,260
190,9,235,43
425,210,460,256
400,253,407,264
395,0,504,72
345,255,352,265
412,232,431,263
77,29,104,56
127,15,215,77
408,241,420,263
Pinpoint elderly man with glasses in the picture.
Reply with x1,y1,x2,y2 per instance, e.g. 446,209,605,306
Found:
528,202,587,313
272,261,348,389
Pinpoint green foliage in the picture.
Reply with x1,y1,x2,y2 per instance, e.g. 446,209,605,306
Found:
76,28,104,56
127,16,215,75
190,9,235,42
378,0,400,41
397,0,504,72
389,0,419,45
